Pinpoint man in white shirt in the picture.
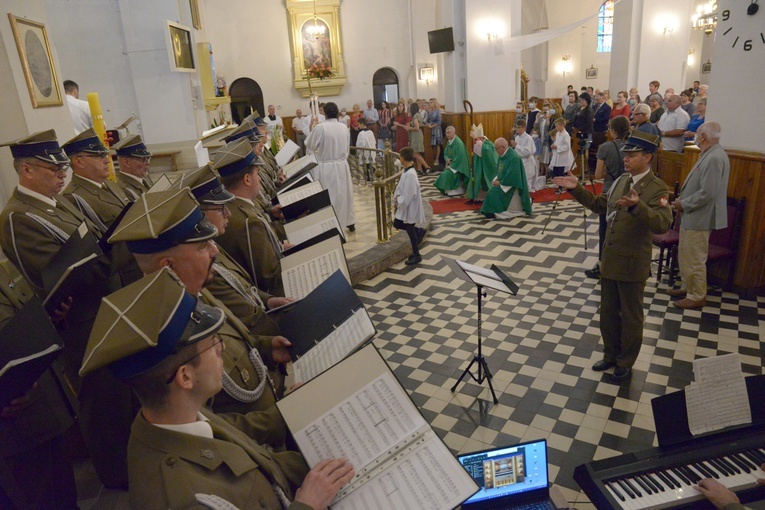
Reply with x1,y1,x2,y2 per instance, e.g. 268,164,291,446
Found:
63,80,93,135
362,99,379,139
292,108,307,157
657,95,690,153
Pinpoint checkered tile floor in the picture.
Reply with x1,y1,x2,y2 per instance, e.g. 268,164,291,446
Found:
355,173,765,509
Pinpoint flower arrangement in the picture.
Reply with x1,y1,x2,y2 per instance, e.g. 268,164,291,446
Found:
306,63,334,80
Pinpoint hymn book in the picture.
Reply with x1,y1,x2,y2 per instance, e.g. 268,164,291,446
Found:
277,344,479,510
280,271,374,383
42,222,102,313
281,231,349,299
281,153,318,182
0,297,63,407
284,206,345,246
275,139,301,168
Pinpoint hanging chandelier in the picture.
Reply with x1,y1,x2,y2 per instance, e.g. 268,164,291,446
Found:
305,0,326,39
691,1,718,36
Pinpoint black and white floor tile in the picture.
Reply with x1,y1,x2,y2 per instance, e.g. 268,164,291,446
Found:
357,174,765,508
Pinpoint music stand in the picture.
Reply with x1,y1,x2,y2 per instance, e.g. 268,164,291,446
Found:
444,257,519,404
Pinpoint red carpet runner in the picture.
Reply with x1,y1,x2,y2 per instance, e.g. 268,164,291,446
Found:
429,183,603,215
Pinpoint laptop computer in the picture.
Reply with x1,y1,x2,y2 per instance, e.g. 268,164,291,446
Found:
457,438,557,510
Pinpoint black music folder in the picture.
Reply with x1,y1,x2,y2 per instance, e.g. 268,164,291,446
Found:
280,270,374,383
280,153,318,188
42,222,102,313
0,297,63,407
272,174,313,205
281,189,331,220
651,374,765,447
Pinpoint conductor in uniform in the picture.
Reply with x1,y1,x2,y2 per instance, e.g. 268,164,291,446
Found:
554,131,671,381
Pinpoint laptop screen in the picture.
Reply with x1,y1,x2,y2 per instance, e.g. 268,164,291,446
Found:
457,439,549,506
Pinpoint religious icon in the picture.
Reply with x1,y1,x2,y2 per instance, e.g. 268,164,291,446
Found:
301,19,332,70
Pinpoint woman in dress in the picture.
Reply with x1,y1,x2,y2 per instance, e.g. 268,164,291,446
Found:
428,98,443,166
378,101,391,148
684,98,706,141
349,103,362,146
402,102,430,174
392,101,410,152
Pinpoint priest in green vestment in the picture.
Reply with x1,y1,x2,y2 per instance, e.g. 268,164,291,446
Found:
480,137,533,219
467,124,498,203
434,126,470,196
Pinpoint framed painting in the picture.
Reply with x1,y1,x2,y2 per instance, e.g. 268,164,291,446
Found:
8,14,63,108
701,61,712,74
286,0,347,97
585,66,598,80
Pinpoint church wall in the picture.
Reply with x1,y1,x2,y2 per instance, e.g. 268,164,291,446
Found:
44,0,139,135
463,0,521,111
0,0,74,208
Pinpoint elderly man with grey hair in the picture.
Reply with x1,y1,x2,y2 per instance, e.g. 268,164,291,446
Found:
633,103,660,138
668,122,730,309
657,94,690,152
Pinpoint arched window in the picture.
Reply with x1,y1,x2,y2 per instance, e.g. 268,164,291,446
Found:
372,67,399,108
597,0,614,53
228,78,264,125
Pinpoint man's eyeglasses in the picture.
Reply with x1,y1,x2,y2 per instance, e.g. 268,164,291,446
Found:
202,204,228,215
79,154,109,160
31,162,69,176
165,334,223,384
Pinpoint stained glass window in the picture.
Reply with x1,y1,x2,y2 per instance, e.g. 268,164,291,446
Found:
597,0,614,53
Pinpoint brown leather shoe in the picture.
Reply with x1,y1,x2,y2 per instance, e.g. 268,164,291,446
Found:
673,297,706,309
667,288,687,297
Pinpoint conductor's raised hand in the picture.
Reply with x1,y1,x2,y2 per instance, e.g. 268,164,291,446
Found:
615,188,639,208
552,171,578,190
294,458,355,509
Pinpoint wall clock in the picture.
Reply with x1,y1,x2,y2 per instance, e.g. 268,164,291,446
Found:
719,0,762,51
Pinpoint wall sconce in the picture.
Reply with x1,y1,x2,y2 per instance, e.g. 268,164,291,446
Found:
687,48,695,67
478,18,505,42
419,66,434,84
655,15,677,35
560,55,572,76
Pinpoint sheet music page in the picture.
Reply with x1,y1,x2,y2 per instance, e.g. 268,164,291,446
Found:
275,139,300,168
278,181,323,206
286,217,340,246
686,353,752,435
292,371,427,476
283,248,347,299
332,435,477,510
456,260,501,281
293,308,375,383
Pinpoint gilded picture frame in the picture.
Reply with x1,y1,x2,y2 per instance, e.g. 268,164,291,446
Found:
286,0,346,97
8,14,63,108
190,0,202,30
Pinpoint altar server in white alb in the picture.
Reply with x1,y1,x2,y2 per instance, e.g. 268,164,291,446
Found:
511,118,541,192
305,101,357,231
393,147,426,265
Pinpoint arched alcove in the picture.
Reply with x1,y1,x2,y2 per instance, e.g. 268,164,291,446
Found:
372,67,399,108
229,78,264,124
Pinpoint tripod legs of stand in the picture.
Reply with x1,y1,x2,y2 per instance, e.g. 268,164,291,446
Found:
451,286,499,404
450,353,499,404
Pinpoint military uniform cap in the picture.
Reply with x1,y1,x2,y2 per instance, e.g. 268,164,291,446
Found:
62,128,109,156
211,138,264,177
109,188,217,254
623,130,660,153
113,134,152,158
0,129,70,165
171,164,234,205
80,267,225,379
223,120,263,145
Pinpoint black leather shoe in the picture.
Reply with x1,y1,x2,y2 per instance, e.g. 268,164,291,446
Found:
347,224,356,232
592,360,616,371
405,255,422,265
613,366,631,381
584,265,601,279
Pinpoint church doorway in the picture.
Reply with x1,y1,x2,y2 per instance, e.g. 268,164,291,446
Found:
229,78,264,124
372,67,399,108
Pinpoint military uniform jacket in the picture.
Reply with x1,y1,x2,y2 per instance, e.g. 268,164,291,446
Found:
217,198,285,296
128,409,311,510
62,174,129,229
116,172,150,202
0,188,120,297
571,172,671,282
199,290,287,447
0,261,73,459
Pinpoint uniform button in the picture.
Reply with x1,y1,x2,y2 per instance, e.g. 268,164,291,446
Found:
165,457,177,467
260,500,267,508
